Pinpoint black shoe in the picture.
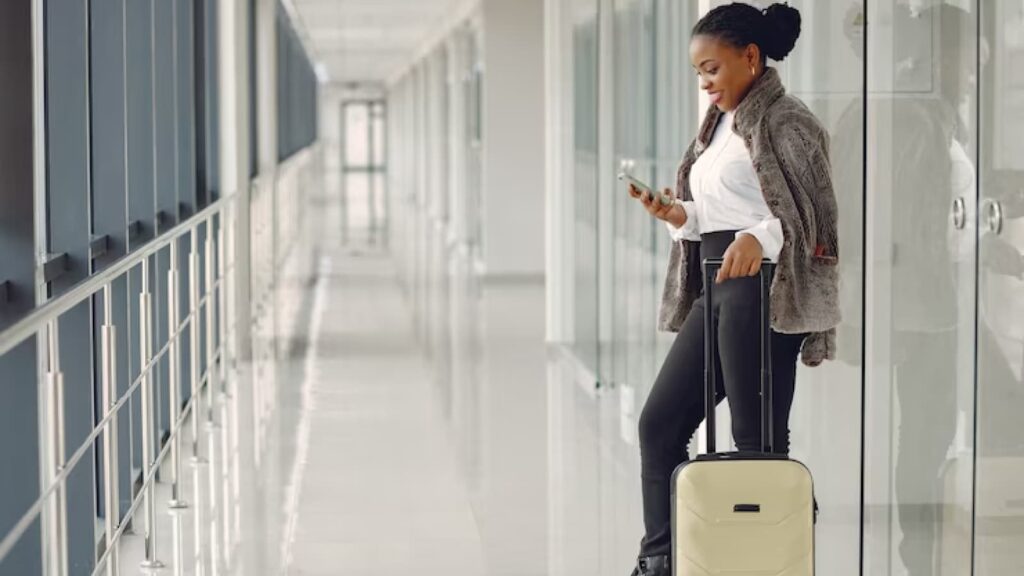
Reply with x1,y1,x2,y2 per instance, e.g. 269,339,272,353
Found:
636,554,671,576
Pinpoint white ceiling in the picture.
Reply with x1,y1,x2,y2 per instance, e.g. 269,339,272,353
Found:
291,0,460,87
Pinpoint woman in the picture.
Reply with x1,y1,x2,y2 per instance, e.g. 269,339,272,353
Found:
626,3,839,575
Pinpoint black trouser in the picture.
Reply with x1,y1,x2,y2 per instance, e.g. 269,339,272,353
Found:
637,231,807,559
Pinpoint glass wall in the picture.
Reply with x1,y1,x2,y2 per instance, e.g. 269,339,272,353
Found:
863,2,978,574
572,0,601,374
974,1,1024,574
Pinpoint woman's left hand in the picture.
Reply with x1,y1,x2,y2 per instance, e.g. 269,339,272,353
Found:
717,234,764,284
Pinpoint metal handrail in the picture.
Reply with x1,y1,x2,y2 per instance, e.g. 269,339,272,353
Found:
0,191,238,574
0,268,233,565
0,194,234,358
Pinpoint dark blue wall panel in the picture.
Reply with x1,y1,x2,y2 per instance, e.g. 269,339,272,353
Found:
126,0,157,248
46,1,98,572
0,7,41,572
154,0,178,233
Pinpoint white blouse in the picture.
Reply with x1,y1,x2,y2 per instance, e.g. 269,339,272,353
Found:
666,111,783,262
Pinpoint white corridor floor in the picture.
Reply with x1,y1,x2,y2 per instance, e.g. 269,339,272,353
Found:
282,251,490,575
224,244,552,576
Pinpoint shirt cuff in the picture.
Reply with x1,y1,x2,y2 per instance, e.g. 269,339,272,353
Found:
665,200,701,242
737,218,783,262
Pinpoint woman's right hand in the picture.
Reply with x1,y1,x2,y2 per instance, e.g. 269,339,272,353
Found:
630,184,687,228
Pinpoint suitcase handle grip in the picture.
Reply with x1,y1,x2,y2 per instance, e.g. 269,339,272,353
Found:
702,258,774,455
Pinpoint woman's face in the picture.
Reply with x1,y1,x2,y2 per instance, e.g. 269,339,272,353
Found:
689,34,759,112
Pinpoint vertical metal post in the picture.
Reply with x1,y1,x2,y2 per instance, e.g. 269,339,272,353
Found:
31,0,55,565
340,102,348,245
168,238,185,576
216,217,233,564
167,241,188,510
187,227,208,576
205,219,217,406
138,259,164,570
217,218,227,384
100,285,121,576
368,103,377,246
204,217,221,573
381,101,389,251
169,505,184,576
189,227,206,464
221,204,232,367
44,321,68,576
191,455,205,576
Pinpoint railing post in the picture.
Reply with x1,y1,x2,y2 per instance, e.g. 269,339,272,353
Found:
44,321,68,576
204,216,223,573
216,213,234,565
138,258,164,570
167,241,188,510
188,226,209,576
189,227,206,464
205,218,217,404
99,285,120,576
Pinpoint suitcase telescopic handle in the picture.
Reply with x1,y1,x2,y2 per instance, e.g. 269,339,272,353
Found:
702,258,775,455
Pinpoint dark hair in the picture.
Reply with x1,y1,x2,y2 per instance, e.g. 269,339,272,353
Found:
692,2,802,62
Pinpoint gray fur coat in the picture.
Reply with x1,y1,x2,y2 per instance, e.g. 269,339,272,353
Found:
659,67,840,367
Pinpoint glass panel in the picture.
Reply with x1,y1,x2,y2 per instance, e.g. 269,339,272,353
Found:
573,0,601,372
863,2,978,574
610,0,655,393
345,103,370,167
465,33,485,257
372,103,386,167
606,1,660,566
652,0,700,364
976,2,1024,573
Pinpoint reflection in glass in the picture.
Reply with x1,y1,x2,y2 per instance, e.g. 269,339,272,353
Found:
866,3,978,575
976,1,1024,573
610,0,656,397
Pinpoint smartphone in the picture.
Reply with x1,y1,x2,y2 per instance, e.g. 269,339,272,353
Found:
618,171,672,206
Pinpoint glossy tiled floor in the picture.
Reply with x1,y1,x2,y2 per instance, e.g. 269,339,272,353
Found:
281,252,490,575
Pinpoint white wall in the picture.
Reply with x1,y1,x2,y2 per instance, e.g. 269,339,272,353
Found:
481,0,546,278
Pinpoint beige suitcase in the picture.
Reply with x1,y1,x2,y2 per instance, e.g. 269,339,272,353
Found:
671,259,816,575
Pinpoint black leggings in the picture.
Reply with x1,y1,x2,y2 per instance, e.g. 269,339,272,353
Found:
637,231,807,558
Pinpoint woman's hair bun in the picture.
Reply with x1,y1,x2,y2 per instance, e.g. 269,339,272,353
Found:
762,3,801,61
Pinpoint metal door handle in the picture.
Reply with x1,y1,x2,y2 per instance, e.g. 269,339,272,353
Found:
953,197,966,230
986,200,1004,235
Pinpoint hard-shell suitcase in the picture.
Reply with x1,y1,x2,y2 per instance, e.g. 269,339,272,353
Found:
670,258,816,575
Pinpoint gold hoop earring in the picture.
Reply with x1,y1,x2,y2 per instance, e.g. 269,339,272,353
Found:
750,66,756,76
